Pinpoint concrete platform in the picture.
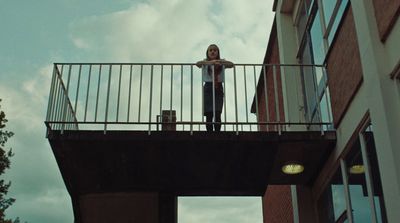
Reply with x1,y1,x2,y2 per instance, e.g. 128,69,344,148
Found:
48,130,336,196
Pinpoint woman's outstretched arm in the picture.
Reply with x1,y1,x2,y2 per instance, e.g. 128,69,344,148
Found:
196,59,234,68
218,59,234,68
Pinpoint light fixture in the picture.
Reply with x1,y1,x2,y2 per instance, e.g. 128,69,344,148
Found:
349,164,365,174
281,162,304,175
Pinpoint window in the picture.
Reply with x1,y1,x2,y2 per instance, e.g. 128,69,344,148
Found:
296,1,332,126
295,0,350,126
317,167,347,222
318,123,388,222
321,0,350,44
345,143,374,222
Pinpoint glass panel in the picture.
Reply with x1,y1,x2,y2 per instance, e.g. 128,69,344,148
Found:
321,0,336,26
306,0,314,14
345,137,373,222
299,41,318,123
297,1,308,46
317,167,347,222
364,126,388,223
310,11,325,64
300,7,325,125
319,90,331,129
327,0,349,44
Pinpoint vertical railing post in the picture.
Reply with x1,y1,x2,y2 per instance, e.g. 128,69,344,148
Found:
170,65,174,124
74,64,82,116
95,65,102,122
272,65,281,135
243,65,249,131
201,65,204,130
84,65,92,122
323,67,332,130
253,65,259,131
159,65,164,123
138,65,143,123
180,65,184,131
223,66,227,131
190,65,193,134
148,65,154,135
127,65,133,122
46,65,57,123
315,66,324,135
233,66,239,135
116,64,123,122
61,65,72,134
301,65,312,126
54,75,62,130
263,65,269,130
104,65,112,134
212,65,216,131
45,64,57,133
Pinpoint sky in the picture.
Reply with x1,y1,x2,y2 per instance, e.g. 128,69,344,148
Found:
0,0,275,222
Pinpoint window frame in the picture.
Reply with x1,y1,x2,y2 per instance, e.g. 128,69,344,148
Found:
319,118,389,223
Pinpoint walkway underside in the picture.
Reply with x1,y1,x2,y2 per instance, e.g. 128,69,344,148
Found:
48,130,336,196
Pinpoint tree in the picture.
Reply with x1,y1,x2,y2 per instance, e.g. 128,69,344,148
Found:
0,99,15,223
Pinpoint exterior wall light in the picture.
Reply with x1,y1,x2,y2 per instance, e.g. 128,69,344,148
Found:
349,165,365,174
281,163,304,175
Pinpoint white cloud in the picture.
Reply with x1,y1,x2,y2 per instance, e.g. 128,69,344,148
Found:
0,65,74,223
1,0,275,222
178,197,263,223
69,0,274,63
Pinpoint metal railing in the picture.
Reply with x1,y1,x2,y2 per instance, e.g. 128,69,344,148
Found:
45,63,333,135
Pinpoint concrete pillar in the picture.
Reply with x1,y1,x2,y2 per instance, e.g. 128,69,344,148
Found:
350,0,400,222
158,193,177,223
295,186,317,223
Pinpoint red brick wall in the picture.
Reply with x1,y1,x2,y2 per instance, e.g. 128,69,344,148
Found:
262,185,294,223
372,0,400,41
326,6,363,127
257,22,285,131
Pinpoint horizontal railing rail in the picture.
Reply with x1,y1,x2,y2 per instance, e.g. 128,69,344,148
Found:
45,63,333,135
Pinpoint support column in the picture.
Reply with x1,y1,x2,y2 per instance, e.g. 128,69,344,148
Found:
158,193,177,223
77,192,177,223
295,186,317,223
350,0,400,222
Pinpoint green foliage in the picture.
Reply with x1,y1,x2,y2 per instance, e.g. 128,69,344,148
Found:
0,99,16,223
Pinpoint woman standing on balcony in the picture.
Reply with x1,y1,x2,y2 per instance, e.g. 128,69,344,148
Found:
196,44,234,132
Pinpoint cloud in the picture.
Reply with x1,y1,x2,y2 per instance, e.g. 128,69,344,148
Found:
1,0,275,222
178,197,263,223
69,0,216,62
69,0,274,63
0,66,74,223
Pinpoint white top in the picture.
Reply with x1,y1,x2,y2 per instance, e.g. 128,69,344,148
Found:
202,64,225,83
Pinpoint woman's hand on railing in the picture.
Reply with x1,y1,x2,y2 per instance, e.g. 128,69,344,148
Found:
217,59,234,68
196,60,207,68
196,59,234,68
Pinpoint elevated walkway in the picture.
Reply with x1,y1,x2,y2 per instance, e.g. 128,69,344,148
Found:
49,130,335,196
45,63,335,223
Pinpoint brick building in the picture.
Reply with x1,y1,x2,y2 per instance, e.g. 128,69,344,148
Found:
258,0,400,222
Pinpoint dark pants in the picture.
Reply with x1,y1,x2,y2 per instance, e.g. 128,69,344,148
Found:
205,112,222,132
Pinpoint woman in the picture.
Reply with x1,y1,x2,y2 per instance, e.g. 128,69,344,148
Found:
196,44,234,132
